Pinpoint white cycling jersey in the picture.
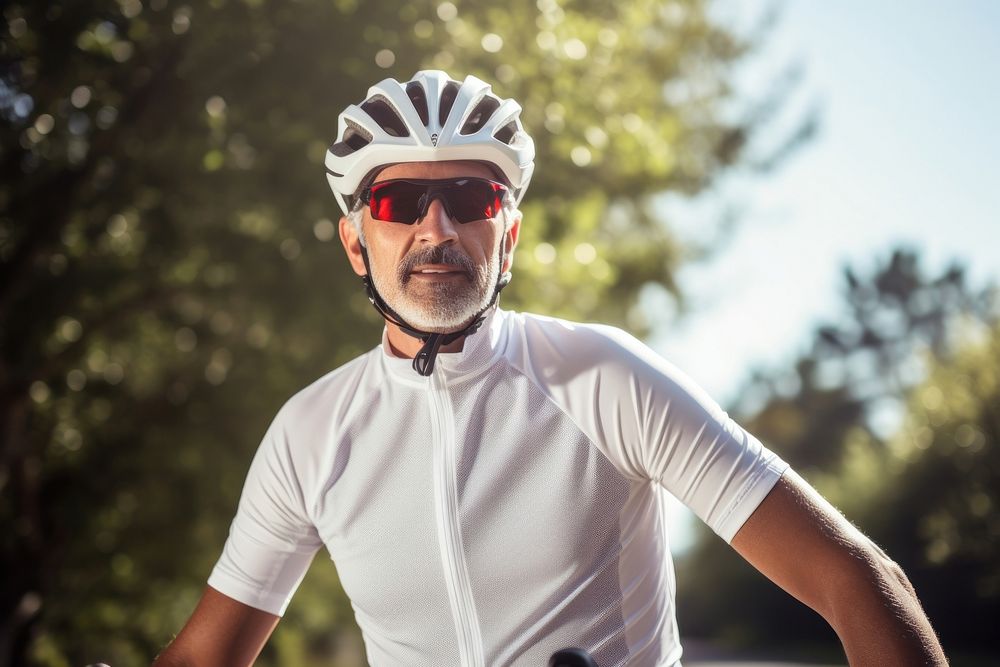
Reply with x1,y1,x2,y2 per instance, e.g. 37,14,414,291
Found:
208,308,788,666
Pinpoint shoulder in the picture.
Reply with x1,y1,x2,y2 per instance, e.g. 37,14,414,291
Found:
262,348,382,468
276,348,381,427
246,348,381,499
502,310,727,428
503,311,694,389
503,310,642,359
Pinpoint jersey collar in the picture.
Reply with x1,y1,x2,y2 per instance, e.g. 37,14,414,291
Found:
380,307,507,382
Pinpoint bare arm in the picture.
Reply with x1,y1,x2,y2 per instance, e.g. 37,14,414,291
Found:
730,469,947,666
152,586,280,667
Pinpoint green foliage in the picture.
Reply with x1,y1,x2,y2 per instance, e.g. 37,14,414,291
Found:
1,0,793,664
732,249,993,473
862,319,1000,651
676,248,1000,658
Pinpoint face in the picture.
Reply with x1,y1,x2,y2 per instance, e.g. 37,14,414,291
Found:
340,161,520,333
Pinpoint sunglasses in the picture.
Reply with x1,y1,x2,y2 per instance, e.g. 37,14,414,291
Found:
359,177,509,224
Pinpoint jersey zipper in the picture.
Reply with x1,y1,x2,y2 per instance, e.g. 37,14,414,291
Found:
429,369,485,667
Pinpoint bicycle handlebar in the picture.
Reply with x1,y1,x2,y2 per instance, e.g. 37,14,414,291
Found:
549,647,598,667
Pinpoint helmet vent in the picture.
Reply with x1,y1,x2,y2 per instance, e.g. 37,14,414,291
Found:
361,96,410,138
493,120,518,145
438,81,460,126
460,96,501,135
329,119,372,156
405,82,430,126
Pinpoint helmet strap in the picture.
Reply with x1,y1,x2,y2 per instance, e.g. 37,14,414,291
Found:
359,239,509,376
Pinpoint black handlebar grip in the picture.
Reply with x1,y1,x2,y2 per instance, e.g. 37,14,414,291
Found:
548,647,598,667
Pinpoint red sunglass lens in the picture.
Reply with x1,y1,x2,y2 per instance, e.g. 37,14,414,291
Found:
367,179,506,224
446,180,503,222
370,182,423,222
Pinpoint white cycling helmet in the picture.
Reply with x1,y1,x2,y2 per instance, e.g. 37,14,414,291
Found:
325,70,535,216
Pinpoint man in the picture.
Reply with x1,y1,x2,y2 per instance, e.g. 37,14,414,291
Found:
154,71,946,666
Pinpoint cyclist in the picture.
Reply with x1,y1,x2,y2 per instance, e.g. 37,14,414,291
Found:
153,70,946,666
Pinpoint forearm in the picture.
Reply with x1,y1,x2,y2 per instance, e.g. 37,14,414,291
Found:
731,471,947,667
151,631,269,667
151,643,191,667
150,586,279,667
824,551,947,666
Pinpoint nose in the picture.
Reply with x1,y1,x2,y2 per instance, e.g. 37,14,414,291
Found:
414,197,459,245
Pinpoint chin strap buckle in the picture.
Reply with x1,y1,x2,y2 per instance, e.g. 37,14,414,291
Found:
413,333,444,376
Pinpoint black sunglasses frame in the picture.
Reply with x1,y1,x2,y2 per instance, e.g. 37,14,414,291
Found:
359,177,510,225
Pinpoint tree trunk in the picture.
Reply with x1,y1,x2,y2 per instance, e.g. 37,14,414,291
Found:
0,395,44,667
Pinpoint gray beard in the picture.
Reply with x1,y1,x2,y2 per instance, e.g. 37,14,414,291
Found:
370,244,498,333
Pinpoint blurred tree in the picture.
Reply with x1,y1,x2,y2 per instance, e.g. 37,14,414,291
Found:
676,247,1000,659
0,0,807,664
857,318,1000,656
732,248,995,473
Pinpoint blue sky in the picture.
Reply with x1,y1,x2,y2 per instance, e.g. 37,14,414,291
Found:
655,0,1000,550
652,0,1000,406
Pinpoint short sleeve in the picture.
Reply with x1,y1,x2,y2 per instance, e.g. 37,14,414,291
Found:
592,327,789,541
514,316,789,543
207,408,324,615
639,384,789,542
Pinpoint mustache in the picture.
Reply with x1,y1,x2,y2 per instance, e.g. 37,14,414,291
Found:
398,245,476,284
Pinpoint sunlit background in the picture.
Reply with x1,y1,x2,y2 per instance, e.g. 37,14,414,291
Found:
2,0,997,665
657,0,1000,408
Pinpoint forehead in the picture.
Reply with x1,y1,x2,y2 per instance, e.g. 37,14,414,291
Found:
374,160,499,183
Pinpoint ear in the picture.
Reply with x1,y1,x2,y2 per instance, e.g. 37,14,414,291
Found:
501,213,521,274
339,216,367,277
